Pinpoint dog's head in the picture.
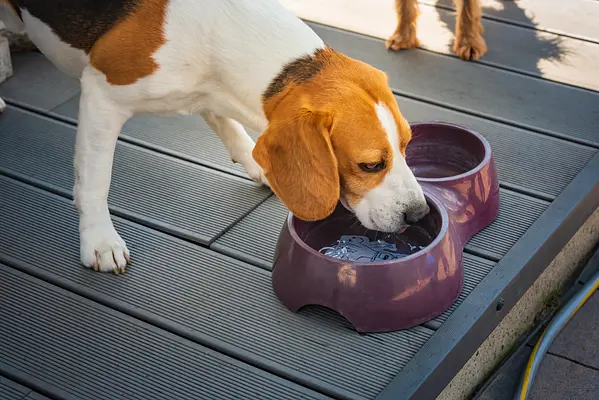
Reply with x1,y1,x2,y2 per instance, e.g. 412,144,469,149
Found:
254,47,428,232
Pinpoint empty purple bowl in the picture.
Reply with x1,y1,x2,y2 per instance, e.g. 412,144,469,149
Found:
271,122,500,333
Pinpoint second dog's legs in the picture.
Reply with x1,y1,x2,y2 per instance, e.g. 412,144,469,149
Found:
453,0,487,60
386,0,420,51
200,110,269,186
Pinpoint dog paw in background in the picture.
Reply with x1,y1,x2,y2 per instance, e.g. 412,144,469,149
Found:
386,0,420,51
453,29,487,61
387,0,487,61
453,0,487,61
386,30,420,52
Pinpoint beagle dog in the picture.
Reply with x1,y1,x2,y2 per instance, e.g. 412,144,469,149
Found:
1,0,429,274
387,0,487,61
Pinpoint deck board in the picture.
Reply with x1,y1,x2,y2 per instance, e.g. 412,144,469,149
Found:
0,176,434,400
5,43,599,149
0,265,331,400
0,106,270,245
24,394,52,400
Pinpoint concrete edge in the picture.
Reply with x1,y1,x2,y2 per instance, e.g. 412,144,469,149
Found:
437,206,599,400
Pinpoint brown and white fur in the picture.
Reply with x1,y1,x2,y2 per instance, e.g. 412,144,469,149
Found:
1,0,429,274
387,0,487,61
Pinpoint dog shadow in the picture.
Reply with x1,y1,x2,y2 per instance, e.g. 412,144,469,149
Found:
435,0,568,76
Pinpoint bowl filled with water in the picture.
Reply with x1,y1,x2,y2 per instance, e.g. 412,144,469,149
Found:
271,122,500,333
307,202,440,264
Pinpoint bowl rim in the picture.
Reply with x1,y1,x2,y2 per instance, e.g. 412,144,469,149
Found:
408,121,492,183
285,192,450,266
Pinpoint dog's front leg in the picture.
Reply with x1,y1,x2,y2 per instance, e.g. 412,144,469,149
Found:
74,67,132,274
453,0,487,60
200,110,269,187
386,0,420,51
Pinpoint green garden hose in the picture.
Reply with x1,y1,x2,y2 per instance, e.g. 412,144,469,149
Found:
514,266,599,400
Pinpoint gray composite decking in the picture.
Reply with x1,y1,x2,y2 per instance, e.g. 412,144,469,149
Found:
1,8,599,400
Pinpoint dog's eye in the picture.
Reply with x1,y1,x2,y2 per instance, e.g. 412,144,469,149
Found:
359,161,385,172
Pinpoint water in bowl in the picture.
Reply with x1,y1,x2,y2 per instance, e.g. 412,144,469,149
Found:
319,233,426,262
294,199,442,263
299,214,437,263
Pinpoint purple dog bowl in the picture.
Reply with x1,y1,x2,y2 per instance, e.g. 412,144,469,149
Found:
271,122,500,333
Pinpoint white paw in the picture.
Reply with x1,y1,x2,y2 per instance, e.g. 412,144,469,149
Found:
80,224,130,274
0,97,5,113
238,153,270,187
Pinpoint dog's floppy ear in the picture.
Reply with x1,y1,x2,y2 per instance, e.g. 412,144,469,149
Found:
253,107,339,221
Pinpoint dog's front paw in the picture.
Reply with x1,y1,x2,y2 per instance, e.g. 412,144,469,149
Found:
80,224,130,274
246,159,270,188
235,153,270,188
453,33,487,61
0,97,5,113
386,32,420,51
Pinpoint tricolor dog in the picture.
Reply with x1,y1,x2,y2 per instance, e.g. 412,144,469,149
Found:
0,0,429,274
